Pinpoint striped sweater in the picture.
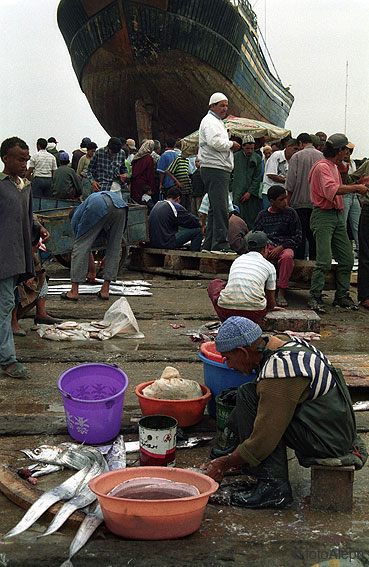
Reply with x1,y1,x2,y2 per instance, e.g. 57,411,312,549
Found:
257,338,336,400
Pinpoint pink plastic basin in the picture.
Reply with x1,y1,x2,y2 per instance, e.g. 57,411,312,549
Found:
135,382,211,427
89,467,218,540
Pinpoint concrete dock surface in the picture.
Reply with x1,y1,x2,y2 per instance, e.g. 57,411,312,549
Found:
1,263,369,567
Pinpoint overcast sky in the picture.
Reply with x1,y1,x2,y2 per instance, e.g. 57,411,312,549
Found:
1,0,369,159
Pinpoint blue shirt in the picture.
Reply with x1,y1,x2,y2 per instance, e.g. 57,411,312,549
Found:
71,191,127,239
157,150,177,188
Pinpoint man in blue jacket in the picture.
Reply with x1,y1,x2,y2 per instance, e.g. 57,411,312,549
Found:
148,187,202,251
60,190,127,301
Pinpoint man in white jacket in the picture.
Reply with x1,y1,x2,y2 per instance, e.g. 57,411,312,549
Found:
199,93,240,252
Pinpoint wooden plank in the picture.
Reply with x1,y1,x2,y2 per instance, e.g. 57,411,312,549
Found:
0,456,85,527
328,354,369,387
128,248,340,289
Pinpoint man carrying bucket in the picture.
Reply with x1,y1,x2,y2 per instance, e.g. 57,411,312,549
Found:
204,317,367,508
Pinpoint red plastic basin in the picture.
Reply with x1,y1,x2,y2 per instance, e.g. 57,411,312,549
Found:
89,467,218,540
200,341,225,363
135,382,211,427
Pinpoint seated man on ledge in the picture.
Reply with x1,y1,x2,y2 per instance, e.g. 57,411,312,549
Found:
148,186,202,252
207,231,276,325
204,316,366,509
253,184,302,307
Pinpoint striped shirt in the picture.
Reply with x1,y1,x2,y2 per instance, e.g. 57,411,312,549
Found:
218,251,276,310
258,338,336,400
167,156,191,194
29,150,57,177
198,192,234,215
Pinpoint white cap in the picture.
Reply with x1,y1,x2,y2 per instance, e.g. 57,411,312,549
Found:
209,92,228,105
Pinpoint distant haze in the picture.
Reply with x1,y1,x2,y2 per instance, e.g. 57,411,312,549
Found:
1,0,368,160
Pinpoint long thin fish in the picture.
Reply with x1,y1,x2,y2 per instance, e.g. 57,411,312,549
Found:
4,450,92,539
60,437,127,567
39,450,107,538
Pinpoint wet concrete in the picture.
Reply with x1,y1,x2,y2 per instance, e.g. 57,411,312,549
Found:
1,263,369,566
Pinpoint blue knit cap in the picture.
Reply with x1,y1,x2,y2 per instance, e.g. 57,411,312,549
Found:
215,316,262,353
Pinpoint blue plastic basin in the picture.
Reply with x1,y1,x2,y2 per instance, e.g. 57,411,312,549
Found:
198,351,255,418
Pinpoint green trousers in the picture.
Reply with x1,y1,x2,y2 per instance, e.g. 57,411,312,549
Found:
310,208,354,298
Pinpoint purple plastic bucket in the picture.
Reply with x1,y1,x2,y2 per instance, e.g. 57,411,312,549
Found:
58,363,129,444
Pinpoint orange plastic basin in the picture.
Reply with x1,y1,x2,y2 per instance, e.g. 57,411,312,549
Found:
89,467,218,540
200,341,225,363
135,382,211,427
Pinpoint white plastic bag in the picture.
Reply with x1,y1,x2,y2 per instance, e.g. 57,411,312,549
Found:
142,366,203,400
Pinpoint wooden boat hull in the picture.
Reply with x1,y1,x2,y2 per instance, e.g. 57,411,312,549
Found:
58,0,294,139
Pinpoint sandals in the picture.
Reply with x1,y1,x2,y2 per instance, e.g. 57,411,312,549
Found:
2,362,30,379
60,292,78,302
276,297,288,307
97,291,109,301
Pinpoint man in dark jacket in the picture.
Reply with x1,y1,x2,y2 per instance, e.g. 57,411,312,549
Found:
205,316,366,509
148,187,202,251
0,137,49,379
51,151,82,200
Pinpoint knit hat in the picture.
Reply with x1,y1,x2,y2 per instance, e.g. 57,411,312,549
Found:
242,134,255,144
215,316,262,353
209,92,228,105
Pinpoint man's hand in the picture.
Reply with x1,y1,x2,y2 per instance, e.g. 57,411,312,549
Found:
39,226,50,243
202,448,244,483
119,173,127,183
176,181,184,189
92,181,101,193
201,224,206,236
231,141,241,152
202,456,231,483
268,244,283,260
357,175,369,186
355,184,368,195
240,192,251,203
25,276,35,287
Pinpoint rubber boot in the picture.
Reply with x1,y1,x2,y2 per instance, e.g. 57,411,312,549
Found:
230,440,293,509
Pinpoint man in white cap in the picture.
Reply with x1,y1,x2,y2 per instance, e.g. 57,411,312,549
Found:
198,93,240,252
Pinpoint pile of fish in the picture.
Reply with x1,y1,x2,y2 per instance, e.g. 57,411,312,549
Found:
48,278,152,297
40,320,115,341
4,435,212,565
5,438,126,567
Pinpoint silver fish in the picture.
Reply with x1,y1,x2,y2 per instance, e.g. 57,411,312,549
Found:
28,462,64,478
4,448,93,538
105,435,126,470
123,436,213,453
20,443,80,466
39,449,107,538
60,437,127,567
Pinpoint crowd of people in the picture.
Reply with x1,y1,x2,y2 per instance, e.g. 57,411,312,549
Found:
1,91,368,512
2,90,369,380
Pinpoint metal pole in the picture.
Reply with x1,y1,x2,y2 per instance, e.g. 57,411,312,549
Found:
344,60,348,135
